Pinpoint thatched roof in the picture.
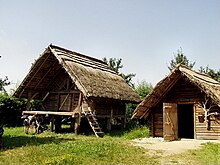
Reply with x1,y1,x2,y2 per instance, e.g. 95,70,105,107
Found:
132,64,220,119
14,44,140,103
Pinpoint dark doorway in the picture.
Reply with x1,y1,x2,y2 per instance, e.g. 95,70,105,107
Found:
177,104,194,139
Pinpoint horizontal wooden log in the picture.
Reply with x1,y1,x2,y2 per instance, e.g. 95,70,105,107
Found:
196,133,220,140
196,122,220,127
196,136,220,140
196,127,220,133
154,121,163,125
95,115,125,118
50,90,80,94
196,132,220,136
22,111,74,116
154,132,163,137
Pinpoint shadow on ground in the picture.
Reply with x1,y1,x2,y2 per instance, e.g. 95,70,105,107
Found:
1,135,73,151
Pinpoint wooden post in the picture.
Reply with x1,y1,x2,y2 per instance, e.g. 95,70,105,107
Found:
121,109,126,129
26,92,32,111
55,116,61,133
74,115,80,134
50,116,54,132
73,92,83,134
70,117,75,132
107,108,113,131
121,117,126,129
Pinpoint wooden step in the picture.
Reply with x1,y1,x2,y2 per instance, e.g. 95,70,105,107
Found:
96,132,104,138
82,109,104,138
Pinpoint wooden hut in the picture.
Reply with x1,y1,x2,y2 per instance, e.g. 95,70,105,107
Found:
132,64,220,140
14,44,140,137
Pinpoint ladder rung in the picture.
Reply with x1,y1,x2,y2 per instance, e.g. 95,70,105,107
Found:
93,127,101,130
84,111,104,138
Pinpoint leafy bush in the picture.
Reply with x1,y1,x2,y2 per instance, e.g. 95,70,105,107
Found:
122,126,149,140
0,94,26,127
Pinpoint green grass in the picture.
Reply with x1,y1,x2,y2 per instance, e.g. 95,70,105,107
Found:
1,127,220,165
187,142,220,165
0,127,157,165
162,142,220,165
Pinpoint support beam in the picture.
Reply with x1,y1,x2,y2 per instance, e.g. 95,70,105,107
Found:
74,114,80,134
50,116,54,132
70,117,75,132
59,94,70,110
54,116,61,133
42,92,50,102
34,61,57,90
23,53,51,92
26,92,32,111
107,108,113,131
45,67,62,90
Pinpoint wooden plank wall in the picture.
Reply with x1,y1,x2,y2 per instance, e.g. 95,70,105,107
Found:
195,105,220,140
163,77,204,103
42,70,80,112
150,103,163,137
93,101,126,117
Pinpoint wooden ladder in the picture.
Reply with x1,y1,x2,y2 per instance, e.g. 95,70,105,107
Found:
83,110,104,138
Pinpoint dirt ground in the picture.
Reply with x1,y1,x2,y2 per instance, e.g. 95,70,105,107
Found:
132,138,220,164
132,137,220,157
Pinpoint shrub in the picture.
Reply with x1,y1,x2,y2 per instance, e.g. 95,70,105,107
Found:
123,126,149,140
0,94,26,127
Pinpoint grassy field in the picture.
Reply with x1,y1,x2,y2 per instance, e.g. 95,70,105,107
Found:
0,127,220,165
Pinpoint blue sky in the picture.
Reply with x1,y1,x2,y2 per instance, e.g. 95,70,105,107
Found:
0,0,219,91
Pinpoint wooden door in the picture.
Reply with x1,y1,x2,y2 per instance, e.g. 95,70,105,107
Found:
163,103,178,141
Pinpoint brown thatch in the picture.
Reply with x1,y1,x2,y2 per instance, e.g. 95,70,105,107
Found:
14,44,140,103
132,64,220,119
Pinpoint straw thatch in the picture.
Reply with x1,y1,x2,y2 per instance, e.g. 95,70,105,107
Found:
132,64,220,119
14,45,140,103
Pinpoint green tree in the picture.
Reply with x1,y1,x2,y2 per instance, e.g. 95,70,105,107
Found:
0,56,10,95
126,80,153,128
0,77,10,95
199,66,220,82
135,80,153,100
168,48,195,71
0,94,26,127
103,57,135,87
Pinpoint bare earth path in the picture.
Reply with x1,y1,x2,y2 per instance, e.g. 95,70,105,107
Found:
132,137,220,164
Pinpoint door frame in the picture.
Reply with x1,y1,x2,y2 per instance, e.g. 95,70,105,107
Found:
177,103,195,139
163,102,196,140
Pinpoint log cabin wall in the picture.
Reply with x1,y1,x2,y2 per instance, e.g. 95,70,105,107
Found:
195,104,220,140
150,102,163,137
150,77,220,139
92,100,126,131
93,100,126,117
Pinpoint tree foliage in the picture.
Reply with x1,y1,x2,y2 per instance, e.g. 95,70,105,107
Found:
0,94,26,127
0,77,10,95
199,66,220,82
135,80,153,100
126,80,153,128
103,57,135,87
0,56,10,95
168,48,195,71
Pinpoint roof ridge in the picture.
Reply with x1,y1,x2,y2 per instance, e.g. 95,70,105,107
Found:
178,64,220,84
49,44,107,65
